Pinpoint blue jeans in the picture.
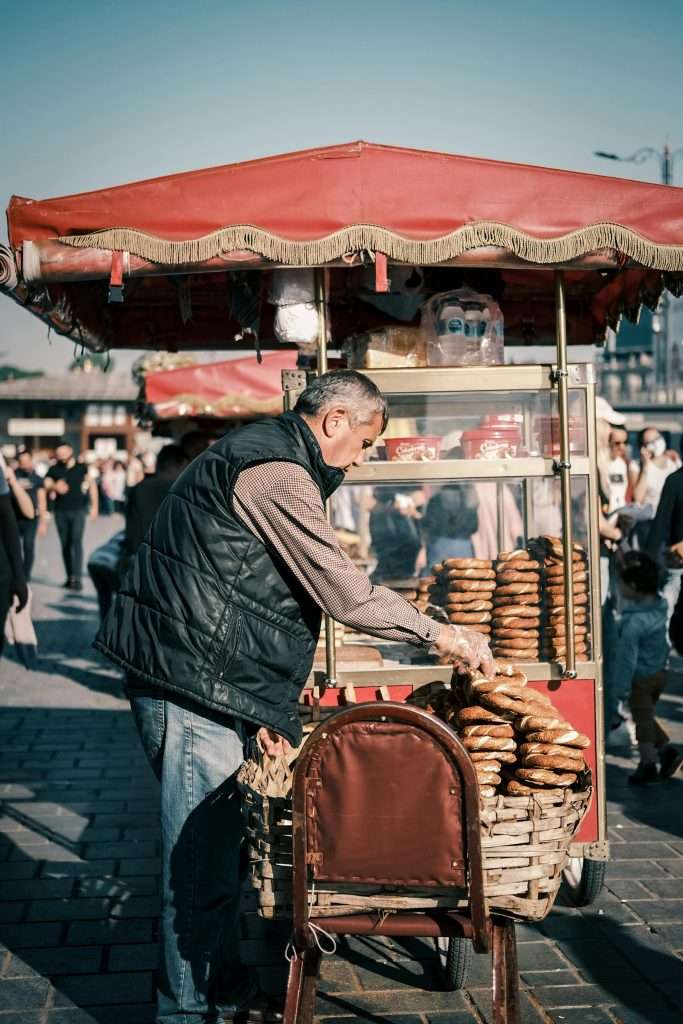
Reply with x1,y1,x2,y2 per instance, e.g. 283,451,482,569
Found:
130,694,256,1023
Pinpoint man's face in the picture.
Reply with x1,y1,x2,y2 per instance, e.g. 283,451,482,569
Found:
609,430,627,458
642,428,661,448
17,452,32,470
318,409,384,472
55,445,73,464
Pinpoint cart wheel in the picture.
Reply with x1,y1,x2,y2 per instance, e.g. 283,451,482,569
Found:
562,855,606,906
436,935,473,990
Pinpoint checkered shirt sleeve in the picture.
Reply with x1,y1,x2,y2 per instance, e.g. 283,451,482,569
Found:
232,462,442,647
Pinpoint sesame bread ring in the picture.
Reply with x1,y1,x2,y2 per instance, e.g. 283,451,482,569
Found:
516,768,577,787
495,582,541,596
545,567,589,582
463,734,517,752
457,706,509,725
494,666,529,685
479,784,497,798
517,715,570,732
461,723,514,738
445,599,494,611
464,624,492,635
479,692,543,719
495,628,540,640
544,562,586,577
449,611,492,624
547,591,589,607
491,635,540,650
545,644,589,658
449,579,497,592
539,534,585,553
496,559,540,572
524,729,590,748
418,575,436,588
471,750,517,765
444,557,493,569
469,751,504,765
476,773,502,788
505,779,566,797
491,605,541,618
446,568,496,581
547,605,587,618
493,616,541,630
471,680,550,704
519,742,585,760
498,549,531,561
493,649,538,662
547,624,588,637
522,753,586,771
493,594,541,607
497,570,541,584
545,581,588,594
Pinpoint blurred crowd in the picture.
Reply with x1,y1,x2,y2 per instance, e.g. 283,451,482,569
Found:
1,407,682,785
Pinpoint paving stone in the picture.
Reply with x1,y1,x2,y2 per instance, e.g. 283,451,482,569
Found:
0,902,27,922
635,900,683,923
109,894,159,918
606,859,670,879
609,842,680,861
353,959,442,990
106,943,159,971
605,880,654,900
651,923,683,948
116,857,161,875
27,898,110,922
517,942,568,971
467,987,548,1024
0,878,74,901
314,989,469,1015
5,947,102,976
65,918,153,945
0,977,51,1010
521,970,578,987
547,1010,614,1023
640,877,683,897
41,860,116,878
84,841,157,860
0,922,63,948
52,970,153,1006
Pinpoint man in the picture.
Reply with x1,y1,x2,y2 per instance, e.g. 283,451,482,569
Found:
96,370,493,1024
606,426,630,514
0,457,28,655
646,441,683,628
124,444,189,556
44,442,98,590
12,448,47,580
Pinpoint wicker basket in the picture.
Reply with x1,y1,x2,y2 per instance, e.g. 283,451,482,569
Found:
237,740,592,923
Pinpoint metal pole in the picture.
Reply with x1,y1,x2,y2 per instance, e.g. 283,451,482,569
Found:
554,271,576,678
315,268,338,687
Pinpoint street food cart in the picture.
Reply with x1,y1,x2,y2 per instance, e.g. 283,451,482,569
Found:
3,141,683,913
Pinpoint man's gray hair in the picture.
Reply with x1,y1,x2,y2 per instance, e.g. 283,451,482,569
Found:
294,370,388,431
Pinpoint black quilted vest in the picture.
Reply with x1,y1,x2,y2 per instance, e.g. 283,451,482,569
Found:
94,412,343,745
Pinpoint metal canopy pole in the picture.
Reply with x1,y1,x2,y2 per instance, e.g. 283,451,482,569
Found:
315,268,338,687
554,271,576,678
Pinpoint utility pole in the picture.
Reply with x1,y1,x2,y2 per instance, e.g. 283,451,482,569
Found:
594,145,682,404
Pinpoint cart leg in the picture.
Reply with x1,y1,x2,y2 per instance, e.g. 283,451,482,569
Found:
283,946,321,1024
283,952,304,1024
299,947,322,1023
492,916,520,1024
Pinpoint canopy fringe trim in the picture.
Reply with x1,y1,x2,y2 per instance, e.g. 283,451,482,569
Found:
57,221,683,272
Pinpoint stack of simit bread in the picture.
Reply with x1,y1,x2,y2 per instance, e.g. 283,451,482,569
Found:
438,558,496,637
464,667,590,796
490,549,542,662
412,575,436,615
529,536,591,662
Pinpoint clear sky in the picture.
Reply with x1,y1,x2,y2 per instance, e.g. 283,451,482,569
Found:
1,0,682,372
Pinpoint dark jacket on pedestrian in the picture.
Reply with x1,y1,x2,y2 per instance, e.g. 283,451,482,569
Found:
94,413,343,745
646,467,683,559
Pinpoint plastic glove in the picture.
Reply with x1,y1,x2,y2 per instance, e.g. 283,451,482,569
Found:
434,624,495,677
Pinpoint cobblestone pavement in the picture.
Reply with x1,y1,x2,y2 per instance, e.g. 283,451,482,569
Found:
0,517,682,1023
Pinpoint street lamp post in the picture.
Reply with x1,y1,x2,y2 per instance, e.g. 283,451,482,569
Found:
594,145,683,404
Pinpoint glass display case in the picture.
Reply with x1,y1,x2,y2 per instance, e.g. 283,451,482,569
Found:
321,364,600,685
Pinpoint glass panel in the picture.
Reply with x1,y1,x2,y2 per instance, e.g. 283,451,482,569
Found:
329,476,593,666
369,389,587,462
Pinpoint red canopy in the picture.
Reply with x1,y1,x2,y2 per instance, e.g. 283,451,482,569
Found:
144,351,296,419
2,141,682,351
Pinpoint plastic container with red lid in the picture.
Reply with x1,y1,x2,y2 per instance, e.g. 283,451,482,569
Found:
384,435,442,462
534,416,585,457
461,423,522,460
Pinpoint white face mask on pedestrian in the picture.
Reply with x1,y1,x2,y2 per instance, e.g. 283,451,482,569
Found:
647,437,666,458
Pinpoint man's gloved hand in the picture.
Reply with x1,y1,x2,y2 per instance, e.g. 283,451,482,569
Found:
12,579,29,613
434,624,495,676
257,726,291,758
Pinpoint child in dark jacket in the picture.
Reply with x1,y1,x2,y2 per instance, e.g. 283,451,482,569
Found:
613,552,682,785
